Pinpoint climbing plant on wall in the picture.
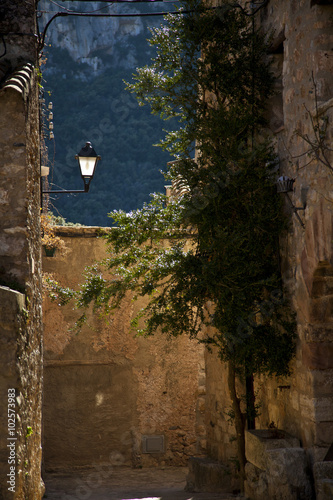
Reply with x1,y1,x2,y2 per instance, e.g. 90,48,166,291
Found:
48,0,296,487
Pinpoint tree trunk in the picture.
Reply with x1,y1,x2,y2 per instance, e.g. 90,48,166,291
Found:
246,373,256,430
227,361,246,490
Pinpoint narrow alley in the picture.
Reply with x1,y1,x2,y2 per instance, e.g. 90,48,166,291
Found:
43,466,243,500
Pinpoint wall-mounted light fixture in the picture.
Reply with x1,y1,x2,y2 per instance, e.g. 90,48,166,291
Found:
42,141,101,197
46,102,54,140
277,176,307,228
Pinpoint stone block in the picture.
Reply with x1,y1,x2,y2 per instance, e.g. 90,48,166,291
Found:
195,424,206,436
186,457,239,493
267,448,313,494
244,462,268,500
312,446,331,463
314,462,333,500
310,296,333,322
197,397,206,412
302,342,333,370
291,390,300,411
199,439,207,450
314,461,333,481
314,397,333,422
305,324,333,343
314,422,333,447
245,429,300,470
312,369,333,397
311,276,333,298
316,481,333,500
299,394,316,421
299,395,333,423
245,447,313,500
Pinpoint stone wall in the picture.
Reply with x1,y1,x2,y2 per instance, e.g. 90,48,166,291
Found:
204,346,237,464
204,1,333,498
42,227,206,471
259,0,333,464
0,1,37,80
0,2,43,499
0,288,25,497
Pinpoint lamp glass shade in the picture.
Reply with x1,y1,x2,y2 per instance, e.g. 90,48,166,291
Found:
78,156,97,178
76,142,100,187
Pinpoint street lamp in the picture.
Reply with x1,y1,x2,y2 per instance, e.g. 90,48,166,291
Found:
42,142,101,195
75,142,101,192
276,175,307,228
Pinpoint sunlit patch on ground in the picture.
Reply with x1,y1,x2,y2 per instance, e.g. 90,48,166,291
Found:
122,497,161,500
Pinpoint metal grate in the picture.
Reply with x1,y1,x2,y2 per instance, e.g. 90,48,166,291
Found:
142,435,165,454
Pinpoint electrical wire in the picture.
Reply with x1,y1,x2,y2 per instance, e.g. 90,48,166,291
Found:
38,0,180,23
37,1,270,51
49,0,77,10
38,8,192,50
49,0,176,2
48,0,113,13
46,0,178,12
42,0,177,15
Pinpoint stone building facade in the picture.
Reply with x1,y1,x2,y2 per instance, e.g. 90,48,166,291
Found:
201,1,333,499
0,1,43,499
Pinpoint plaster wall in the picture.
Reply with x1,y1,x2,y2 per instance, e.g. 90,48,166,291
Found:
204,0,333,472
42,227,206,471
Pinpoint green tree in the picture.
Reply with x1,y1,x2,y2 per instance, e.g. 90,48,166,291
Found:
49,0,296,486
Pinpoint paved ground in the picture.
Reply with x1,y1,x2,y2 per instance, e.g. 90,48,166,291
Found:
43,466,243,500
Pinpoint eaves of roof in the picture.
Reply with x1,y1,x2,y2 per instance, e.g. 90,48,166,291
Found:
0,63,34,101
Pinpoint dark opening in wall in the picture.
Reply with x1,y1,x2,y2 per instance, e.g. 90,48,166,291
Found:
311,0,333,6
267,33,285,133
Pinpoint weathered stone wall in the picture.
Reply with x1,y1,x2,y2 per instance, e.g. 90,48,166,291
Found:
42,227,206,471
0,75,30,289
204,347,237,464
204,1,333,496
257,0,333,464
0,1,37,80
0,2,43,499
0,287,25,497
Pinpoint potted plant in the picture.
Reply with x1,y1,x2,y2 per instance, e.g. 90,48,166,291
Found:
41,213,67,257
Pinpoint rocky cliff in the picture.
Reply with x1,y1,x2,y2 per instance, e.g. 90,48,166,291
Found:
38,1,145,73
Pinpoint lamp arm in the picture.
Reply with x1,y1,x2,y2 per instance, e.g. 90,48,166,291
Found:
42,187,90,194
285,193,305,228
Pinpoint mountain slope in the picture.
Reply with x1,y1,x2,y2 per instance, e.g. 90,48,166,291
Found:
39,0,174,226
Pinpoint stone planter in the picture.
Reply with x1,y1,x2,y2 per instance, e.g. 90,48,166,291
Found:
43,246,56,257
245,429,300,470
245,429,313,500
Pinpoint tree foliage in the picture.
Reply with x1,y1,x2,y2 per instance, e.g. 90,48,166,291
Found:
66,0,296,370
48,0,296,483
